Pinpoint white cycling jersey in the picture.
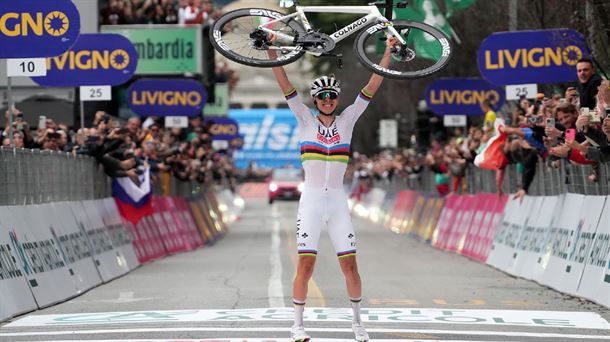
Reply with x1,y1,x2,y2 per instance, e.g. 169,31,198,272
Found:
283,88,373,257
284,88,373,190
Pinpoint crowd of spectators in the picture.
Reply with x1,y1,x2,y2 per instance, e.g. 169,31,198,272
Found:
1,110,238,192
100,0,222,26
347,58,610,199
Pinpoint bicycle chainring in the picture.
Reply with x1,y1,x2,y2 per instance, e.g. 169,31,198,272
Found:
300,32,335,54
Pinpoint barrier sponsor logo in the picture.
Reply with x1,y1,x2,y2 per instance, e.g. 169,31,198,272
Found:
8,230,65,278
32,34,138,87
0,0,80,58
48,227,92,265
128,79,207,117
0,243,23,280
477,29,590,85
425,78,505,116
230,109,300,168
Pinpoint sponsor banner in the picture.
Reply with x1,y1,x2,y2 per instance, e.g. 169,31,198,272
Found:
1,206,78,308
431,194,462,250
538,193,586,294
462,193,499,261
173,197,205,248
99,198,140,271
506,196,545,276
32,33,138,87
149,201,185,255
70,201,129,282
477,29,590,85
230,108,300,169
134,215,167,263
578,196,610,307
401,194,427,235
446,195,478,253
383,190,418,232
128,79,207,117
0,208,37,322
46,202,103,294
0,0,81,58
101,25,202,75
486,196,537,272
8,308,609,329
425,78,505,116
205,116,240,141
157,197,197,252
413,197,438,241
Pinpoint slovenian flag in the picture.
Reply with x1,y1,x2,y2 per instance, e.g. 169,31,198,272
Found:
112,167,153,224
474,119,509,170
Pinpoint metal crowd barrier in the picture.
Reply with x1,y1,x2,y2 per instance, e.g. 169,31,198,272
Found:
0,147,110,206
372,159,610,197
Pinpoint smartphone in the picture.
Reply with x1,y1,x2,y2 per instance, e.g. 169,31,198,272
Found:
590,109,601,123
566,128,576,141
118,127,130,134
605,108,610,118
38,115,46,129
545,117,555,128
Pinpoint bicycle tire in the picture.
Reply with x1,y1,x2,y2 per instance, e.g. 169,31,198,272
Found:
210,8,307,68
354,20,452,79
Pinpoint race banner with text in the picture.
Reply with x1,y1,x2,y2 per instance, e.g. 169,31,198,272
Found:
128,79,207,117
32,33,138,87
230,108,300,169
0,0,81,58
425,78,505,116
477,29,590,85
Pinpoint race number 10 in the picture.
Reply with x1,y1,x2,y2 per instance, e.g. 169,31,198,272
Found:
80,86,112,101
6,58,47,77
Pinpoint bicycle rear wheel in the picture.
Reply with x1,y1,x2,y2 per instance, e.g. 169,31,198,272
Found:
354,20,452,79
210,8,306,68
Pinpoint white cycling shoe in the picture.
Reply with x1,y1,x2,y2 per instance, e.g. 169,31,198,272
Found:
352,322,370,341
291,325,311,342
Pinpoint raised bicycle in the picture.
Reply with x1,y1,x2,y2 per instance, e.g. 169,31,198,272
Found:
210,0,452,79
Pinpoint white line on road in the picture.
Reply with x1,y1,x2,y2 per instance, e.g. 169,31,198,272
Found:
268,217,285,308
1,327,609,340
26,339,511,342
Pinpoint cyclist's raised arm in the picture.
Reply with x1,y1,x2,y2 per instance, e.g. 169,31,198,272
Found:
362,37,397,97
268,49,295,95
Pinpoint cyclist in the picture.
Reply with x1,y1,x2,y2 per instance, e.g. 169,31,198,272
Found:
269,37,398,342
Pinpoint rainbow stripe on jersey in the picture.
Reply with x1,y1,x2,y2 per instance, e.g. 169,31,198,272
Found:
300,141,350,164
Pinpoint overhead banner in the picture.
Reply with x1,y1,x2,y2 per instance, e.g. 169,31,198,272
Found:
101,25,202,75
477,29,590,85
128,79,207,117
425,78,505,116
205,117,240,141
229,108,300,169
32,33,138,87
0,0,81,58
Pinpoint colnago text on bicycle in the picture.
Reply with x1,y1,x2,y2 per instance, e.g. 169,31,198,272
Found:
269,36,399,342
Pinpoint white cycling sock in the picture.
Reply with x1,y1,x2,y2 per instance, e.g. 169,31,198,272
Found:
350,297,362,324
293,299,306,327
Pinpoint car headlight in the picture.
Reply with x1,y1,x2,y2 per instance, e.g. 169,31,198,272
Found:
297,182,305,192
269,183,278,192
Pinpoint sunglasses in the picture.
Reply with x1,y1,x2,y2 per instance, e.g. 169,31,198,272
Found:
316,91,338,100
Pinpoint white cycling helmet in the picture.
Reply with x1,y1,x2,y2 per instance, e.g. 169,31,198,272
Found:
310,75,341,97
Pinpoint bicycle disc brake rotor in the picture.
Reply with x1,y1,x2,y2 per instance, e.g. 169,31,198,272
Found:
392,45,416,62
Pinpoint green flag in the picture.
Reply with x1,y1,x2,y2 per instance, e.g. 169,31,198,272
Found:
444,0,476,18
394,0,453,61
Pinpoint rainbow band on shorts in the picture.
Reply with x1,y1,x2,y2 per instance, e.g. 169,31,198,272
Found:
337,250,356,259
298,250,318,257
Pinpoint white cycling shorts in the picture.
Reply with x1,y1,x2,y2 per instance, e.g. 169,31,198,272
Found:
296,187,357,258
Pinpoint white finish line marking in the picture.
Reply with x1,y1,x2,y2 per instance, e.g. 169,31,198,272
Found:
1,327,609,340
5,308,609,330
5,340,511,342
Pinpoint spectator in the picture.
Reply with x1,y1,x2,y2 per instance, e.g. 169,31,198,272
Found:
575,58,603,110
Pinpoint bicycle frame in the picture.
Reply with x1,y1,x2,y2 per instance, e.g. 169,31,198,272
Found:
258,4,407,54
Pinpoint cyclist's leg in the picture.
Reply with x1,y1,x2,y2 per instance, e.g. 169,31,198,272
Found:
293,191,322,329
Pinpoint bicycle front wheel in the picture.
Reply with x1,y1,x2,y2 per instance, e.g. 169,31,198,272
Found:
355,20,452,79
210,8,306,68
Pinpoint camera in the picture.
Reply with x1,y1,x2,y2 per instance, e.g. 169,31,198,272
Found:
118,127,130,134
527,116,541,124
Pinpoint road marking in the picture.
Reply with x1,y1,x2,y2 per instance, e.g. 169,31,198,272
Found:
268,219,285,307
433,299,487,306
1,327,609,340
5,308,609,330
5,340,519,342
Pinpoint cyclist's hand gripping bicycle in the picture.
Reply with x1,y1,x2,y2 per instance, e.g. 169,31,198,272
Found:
210,0,452,79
